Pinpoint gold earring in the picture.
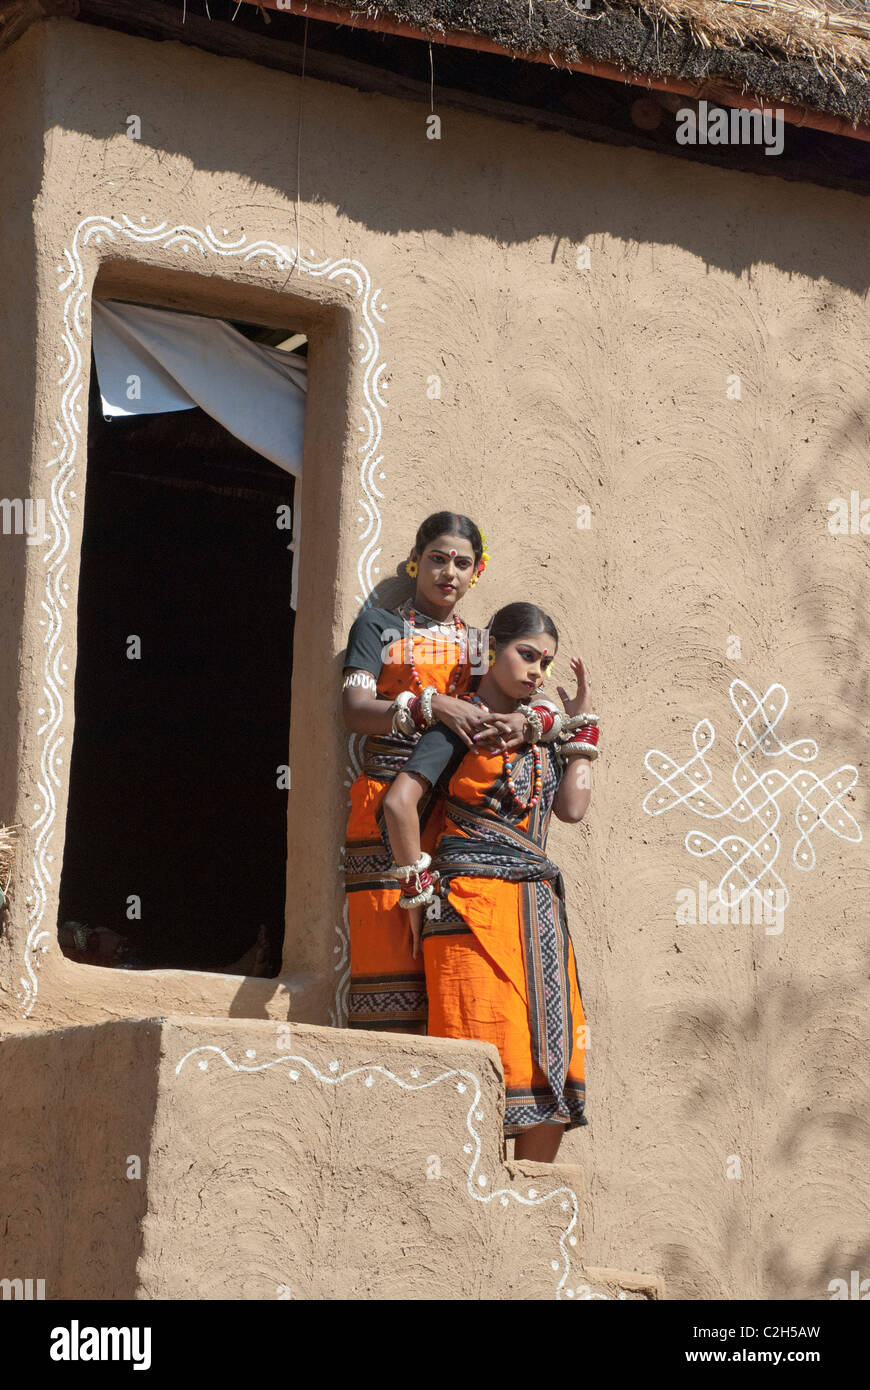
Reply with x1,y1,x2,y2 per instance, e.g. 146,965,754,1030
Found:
405,559,419,579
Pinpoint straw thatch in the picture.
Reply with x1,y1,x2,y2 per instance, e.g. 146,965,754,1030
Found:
646,0,870,77
0,823,19,908
316,0,870,123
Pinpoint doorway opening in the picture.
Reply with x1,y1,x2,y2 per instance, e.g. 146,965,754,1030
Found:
58,313,304,976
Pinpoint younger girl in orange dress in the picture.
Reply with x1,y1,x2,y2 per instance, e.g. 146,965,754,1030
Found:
383,602,598,1161
342,513,527,1033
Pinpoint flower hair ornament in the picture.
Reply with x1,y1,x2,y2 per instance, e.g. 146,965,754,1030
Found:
405,557,419,579
470,528,490,586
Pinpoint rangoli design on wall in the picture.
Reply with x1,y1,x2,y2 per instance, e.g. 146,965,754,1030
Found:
175,1042,612,1301
642,679,861,912
20,214,387,1016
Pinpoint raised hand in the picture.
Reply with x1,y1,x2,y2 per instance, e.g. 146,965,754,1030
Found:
556,656,591,719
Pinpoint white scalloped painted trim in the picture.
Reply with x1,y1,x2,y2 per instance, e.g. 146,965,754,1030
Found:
20,215,387,1017
175,1042,598,1301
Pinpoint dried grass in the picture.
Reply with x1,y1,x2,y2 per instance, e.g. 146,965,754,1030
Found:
642,0,870,72
0,823,19,904
327,0,870,78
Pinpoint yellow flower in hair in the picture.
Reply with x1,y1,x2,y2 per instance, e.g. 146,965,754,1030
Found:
472,528,490,585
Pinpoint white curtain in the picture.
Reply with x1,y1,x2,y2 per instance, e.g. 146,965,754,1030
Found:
91,298,306,603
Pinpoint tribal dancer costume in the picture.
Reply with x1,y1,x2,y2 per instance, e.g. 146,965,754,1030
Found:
342,601,481,1030
401,725,588,1136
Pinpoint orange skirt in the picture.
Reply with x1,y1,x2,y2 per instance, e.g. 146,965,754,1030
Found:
344,774,444,1030
423,875,587,1136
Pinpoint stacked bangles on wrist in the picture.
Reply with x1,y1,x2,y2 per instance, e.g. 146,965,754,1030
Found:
518,698,563,744
390,685,438,737
387,850,440,909
519,699,600,760
559,711,600,760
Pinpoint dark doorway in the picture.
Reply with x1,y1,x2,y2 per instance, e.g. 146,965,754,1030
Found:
58,331,301,974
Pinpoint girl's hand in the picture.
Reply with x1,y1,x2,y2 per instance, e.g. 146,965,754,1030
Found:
406,904,424,960
556,656,592,718
472,710,527,753
431,692,493,747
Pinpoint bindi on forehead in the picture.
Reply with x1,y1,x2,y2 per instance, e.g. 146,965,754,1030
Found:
427,535,474,560
522,639,554,659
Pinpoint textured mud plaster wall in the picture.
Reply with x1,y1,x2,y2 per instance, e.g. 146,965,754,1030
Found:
0,17,868,1299
0,1016,661,1300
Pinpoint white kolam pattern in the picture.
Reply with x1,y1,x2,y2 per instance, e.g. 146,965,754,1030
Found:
19,214,388,1017
642,679,861,914
175,1042,612,1301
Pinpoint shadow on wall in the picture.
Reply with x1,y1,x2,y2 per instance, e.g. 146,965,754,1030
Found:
44,39,870,294
228,563,414,1021
661,935,870,1298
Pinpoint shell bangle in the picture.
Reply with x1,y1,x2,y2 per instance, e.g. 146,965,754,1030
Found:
562,741,600,761
387,851,431,879
398,876,439,909
518,703,543,745
419,685,438,727
531,699,564,742
391,690,417,737
390,852,440,908
562,712,599,733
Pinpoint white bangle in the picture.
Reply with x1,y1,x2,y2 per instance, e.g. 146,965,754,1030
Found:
391,690,417,736
387,851,431,879
531,698,564,742
419,685,438,727
518,703,543,744
398,883,437,909
343,670,377,691
562,742,599,760
562,712,599,733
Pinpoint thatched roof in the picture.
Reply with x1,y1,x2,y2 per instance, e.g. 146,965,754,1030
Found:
305,0,870,126
0,823,18,908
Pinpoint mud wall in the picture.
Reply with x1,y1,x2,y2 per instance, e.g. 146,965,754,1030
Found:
0,17,867,1297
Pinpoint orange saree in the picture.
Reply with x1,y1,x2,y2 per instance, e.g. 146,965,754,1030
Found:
343,606,479,1030
403,728,588,1136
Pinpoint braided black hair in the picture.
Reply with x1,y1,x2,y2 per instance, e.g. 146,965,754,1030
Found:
487,601,558,650
414,511,483,565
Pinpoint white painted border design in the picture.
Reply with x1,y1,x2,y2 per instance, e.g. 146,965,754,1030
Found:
19,214,387,1016
175,1043,607,1301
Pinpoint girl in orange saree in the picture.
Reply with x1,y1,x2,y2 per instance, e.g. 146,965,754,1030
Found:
342,513,526,1033
383,602,598,1160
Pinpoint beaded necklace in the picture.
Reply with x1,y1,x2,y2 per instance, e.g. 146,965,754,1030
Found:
402,602,467,695
465,694,543,812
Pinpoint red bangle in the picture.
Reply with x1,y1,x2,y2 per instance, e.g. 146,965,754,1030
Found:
408,695,426,729
531,705,555,735
399,868,433,887
568,724,599,746
399,868,433,896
